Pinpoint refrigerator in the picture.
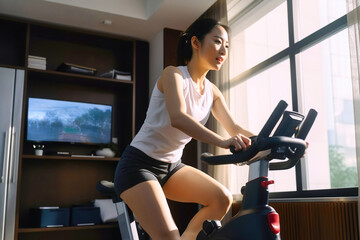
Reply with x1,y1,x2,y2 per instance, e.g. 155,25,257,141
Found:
0,67,24,240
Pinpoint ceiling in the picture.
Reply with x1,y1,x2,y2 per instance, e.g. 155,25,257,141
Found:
0,0,216,41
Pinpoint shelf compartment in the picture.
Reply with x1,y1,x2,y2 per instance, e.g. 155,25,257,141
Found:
23,70,134,156
18,158,118,229
28,24,133,75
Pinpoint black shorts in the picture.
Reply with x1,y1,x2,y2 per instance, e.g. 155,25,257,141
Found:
114,145,186,196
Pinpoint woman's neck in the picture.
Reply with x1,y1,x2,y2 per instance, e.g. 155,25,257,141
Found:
186,60,209,85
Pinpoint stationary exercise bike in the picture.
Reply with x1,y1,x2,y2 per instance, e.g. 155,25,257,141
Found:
196,100,317,240
96,100,317,240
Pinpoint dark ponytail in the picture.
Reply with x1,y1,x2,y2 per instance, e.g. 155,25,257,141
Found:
177,18,229,66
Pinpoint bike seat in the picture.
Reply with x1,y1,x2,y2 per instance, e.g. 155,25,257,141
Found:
96,180,121,203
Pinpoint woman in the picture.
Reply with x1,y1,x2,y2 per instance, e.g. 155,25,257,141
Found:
114,18,254,240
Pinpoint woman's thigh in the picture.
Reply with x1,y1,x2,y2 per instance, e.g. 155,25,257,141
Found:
162,165,232,207
120,180,180,239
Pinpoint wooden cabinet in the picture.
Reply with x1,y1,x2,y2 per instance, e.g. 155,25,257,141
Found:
0,16,148,240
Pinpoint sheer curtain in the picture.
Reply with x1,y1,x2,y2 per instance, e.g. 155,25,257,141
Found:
198,0,233,189
346,0,360,232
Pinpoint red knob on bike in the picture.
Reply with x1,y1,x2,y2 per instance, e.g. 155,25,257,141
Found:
261,180,275,189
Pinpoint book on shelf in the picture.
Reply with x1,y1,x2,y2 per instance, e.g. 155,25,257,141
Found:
28,63,46,70
28,55,46,70
28,55,46,61
100,69,132,81
57,62,97,76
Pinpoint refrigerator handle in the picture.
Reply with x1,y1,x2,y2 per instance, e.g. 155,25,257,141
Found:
9,128,16,183
1,131,10,183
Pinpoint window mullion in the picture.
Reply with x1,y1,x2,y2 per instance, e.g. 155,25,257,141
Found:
287,0,304,193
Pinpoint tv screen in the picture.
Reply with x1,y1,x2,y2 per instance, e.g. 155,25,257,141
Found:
27,98,112,144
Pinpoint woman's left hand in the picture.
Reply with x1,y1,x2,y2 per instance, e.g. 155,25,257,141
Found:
302,142,309,158
226,134,251,151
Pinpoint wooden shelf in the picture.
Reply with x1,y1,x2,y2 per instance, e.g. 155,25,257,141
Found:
0,64,26,70
26,68,134,85
18,223,118,233
22,155,120,162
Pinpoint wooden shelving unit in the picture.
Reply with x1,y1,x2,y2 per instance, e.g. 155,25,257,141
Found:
0,15,148,240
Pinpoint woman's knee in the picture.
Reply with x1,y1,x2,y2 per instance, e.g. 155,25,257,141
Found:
210,187,233,215
220,188,233,211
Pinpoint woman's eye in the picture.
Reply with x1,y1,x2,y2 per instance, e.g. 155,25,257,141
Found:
215,39,221,44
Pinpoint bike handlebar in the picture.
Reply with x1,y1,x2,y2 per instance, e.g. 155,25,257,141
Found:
201,136,307,166
200,101,318,171
257,100,288,138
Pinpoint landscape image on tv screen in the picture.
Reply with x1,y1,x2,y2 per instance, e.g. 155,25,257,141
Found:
27,98,112,144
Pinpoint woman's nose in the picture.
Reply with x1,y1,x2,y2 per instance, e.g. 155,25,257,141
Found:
220,44,227,56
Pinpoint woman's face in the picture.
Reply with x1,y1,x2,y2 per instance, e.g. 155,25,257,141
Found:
197,25,229,71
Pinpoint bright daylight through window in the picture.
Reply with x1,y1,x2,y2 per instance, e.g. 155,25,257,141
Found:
227,0,357,197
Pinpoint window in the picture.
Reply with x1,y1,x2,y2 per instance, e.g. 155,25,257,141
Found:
294,0,347,40
230,1,288,74
297,29,357,190
228,0,357,197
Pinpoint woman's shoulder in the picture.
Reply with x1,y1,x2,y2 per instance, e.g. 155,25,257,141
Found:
158,66,185,93
160,66,185,82
209,82,222,100
162,65,183,75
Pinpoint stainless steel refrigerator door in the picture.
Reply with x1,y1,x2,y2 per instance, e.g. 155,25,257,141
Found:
4,69,24,240
0,67,16,240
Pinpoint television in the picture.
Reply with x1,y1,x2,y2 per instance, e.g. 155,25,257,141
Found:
27,97,112,144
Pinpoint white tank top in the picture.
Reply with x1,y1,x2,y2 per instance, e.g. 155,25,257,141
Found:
130,66,213,163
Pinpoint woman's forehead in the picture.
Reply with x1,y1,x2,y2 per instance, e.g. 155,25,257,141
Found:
209,25,229,41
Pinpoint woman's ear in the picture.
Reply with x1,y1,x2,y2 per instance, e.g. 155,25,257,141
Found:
191,36,201,50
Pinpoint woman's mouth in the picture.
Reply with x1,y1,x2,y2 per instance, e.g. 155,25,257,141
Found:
216,57,224,64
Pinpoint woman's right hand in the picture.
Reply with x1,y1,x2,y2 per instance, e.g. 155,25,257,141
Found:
221,134,251,151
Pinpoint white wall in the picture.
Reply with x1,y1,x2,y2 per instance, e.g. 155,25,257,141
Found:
149,29,164,97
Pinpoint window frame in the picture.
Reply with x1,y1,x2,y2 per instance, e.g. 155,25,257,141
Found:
229,0,357,198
